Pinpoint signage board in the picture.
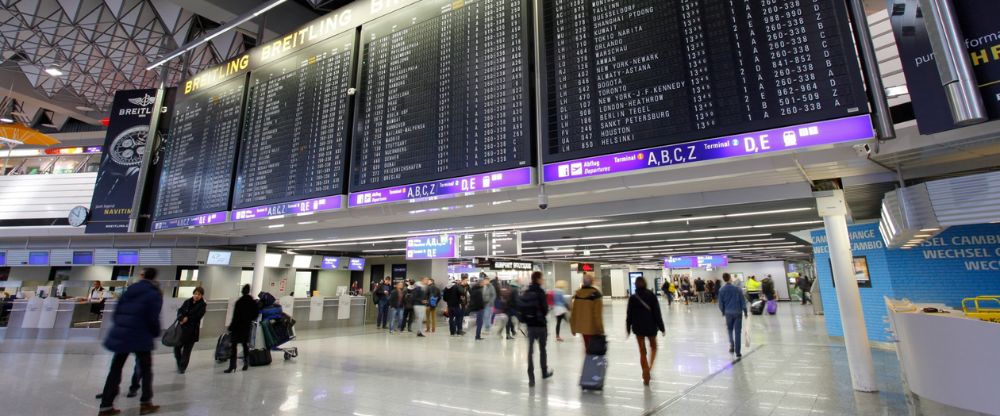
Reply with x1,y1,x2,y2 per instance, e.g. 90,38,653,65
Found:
28,252,49,266
577,263,595,273
72,251,94,265
117,250,139,265
406,235,458,260
490,260,533,271
490,231,522,256
459,233,490,258
664,255,729,269
348,257,366,271
206,251,232,265
322,256,341,270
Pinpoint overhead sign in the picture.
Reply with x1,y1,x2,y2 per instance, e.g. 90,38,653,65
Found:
490,231,522,256
206,251,232,265
457,231,523,257
459,233,490,258
664,255,729,269
349,168,534,208
406,235,458,260
86,89,158,234
490,260,533,271
347,257,366,271
577,263,595,273
321,257,341,270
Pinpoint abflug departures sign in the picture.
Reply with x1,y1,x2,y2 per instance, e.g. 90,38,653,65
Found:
540,0,874,181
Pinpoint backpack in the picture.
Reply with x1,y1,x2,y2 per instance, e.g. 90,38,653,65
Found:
517,288,542,323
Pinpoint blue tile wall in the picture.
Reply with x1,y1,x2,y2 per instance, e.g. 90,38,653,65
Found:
812,222,1000,342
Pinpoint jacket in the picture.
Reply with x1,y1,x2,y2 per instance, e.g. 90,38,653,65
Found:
176,297,207,344
412,285,427,306
746,279,762,293
695,279,706,292
482,283,496,308
761,278,776,300
403,286,416,309
718,283,747,316
104,279,163,353
626,289,665,337
468,285,485,311
229,295,259,344
443,283,465,308
520,283,548,327
427,284,441,307
374,283,392,303
389,288,405,309
569,286,604,335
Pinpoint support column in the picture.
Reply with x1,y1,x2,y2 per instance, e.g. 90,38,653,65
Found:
815,190,877,392
252,244,267,297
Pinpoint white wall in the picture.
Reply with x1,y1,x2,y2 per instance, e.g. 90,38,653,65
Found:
198,266,243,300
316,270,351,297
609,269,627,297
9,267,50,281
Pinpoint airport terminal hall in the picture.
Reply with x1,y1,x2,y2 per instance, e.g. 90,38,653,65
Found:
2,0,1000,415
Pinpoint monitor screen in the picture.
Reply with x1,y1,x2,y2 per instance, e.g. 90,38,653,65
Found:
206,251,232,265
292,255,313,268
348,258,365,271
28,251,49,265
117,250,139,265
0,251,5,266
72,251,94,265
321,257,340,270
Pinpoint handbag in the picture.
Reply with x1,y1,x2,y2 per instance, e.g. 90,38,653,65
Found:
161,319,182,347
743,317,751,348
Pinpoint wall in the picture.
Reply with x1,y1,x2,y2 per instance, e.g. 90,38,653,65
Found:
315,270,351,297
68,266,115,281
812,222,1000,342
8,267,49,281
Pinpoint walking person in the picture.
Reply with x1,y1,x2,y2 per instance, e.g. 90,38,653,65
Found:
424,278,441,333
413,278,428,338
695,277,706,303
388,281,405,335
374,277,392,329
679,278,692,305
661,279,674,306
569,276,605,351
225,284,259,373
520,271,554,387
718,273,748,359
796,275,813,304
97,268,162,416
402,280,416,332
444,275,468,336
469,277,486,340
482,275,497,333
626,277,665,385
503,282,519,339
746,275,762,302
552,280,570,342
173,287,206,374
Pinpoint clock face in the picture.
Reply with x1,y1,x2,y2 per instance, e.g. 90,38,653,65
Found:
109,126,148,167
68,206,89,227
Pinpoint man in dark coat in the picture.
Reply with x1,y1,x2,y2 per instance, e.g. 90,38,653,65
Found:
98,268,163,416
521,271,553,386
173,287,207,374
374,277,392,329
226,284,260,373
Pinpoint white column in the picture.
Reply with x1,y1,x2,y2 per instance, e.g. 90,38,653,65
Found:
816,190,877,392
252,244,267,297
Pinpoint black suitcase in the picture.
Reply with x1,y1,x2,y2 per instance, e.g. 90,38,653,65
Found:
215,332,232,362
247,348,272,367
750,300,765,315
580,354,607,390
586,335,608,355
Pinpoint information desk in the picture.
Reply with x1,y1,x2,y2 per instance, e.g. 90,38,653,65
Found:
886,300,1000,415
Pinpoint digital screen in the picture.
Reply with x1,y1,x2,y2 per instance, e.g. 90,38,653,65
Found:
234,31,355,210
0,252,5,265
117,250,139,265
350,0,533,193
697,255,729,268
28,251,48,265
348,257,366,271
665,255,728,269
154,74,247,222
665,256,696,268
292,255,313,268
577,263,595,272
72,251,94,265
489,231,522,256
830,256,872,288
206,251,232,265
321,257,340,270
406,235,458,260
540,0,869,164
628,272,643,294
459,233,490,257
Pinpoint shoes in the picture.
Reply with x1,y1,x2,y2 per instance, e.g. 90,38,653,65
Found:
528,379,535,387
224,368,237,374
97,408,121,416
126,390,138,398
139,403,160,415
506,336,515,340
178,369,185,374
95,394,103,400
543,369,554,379
242,362,249,371
417,333,425,337
475,337,483,341
556,337,564,342
729,345,734,353
735,354,742,359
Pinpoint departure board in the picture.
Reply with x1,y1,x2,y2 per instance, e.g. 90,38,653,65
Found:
233,32,356,209
350,0,533,192
155,75,246,220
542,0,870,163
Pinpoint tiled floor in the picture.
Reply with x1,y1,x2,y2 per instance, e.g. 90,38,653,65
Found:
0,299,986,415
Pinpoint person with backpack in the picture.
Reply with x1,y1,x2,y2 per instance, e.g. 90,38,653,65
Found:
570,276,604,351
424,278,441,333
388,281,406,335
401,280,416,332
469,277,487,340
796,276,813,304
520,271,553,387
226,284,259,373
374,277,392,330
660,280,673,306
97,268,162,416
502,282,519,339
626,277,665,386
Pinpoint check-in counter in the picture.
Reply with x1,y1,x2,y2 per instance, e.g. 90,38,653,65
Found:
5,299,103,340
885,299,1000,415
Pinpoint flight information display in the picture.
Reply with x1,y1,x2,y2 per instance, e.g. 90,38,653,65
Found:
155,75,246,221
234,31,356,209
350,0,533,192
541,0,870,163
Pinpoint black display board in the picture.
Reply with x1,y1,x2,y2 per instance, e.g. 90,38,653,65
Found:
350,0,533,192
233,31,357,209
154,75,247,220
540,0,870,163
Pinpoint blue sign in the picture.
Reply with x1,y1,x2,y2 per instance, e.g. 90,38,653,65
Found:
0,251,5,265
322,257,340,270
117,250,139,265
665,256,696,268
72,251,94,265
664,255,728,268
28,252,49,266
348,258,365,271
406,235,458,260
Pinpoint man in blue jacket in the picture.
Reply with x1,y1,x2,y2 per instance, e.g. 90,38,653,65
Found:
98,268,163,415
718,273,748,359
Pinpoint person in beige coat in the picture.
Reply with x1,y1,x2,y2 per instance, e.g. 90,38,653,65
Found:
569,276,604,351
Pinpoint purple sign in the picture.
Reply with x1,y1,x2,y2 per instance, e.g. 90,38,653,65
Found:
232,195,344,222
117,250,139,265
406,235,458,260
322,256,341,270
349,167,534,208
152,211,228,231
665,256,697,268
348,258,366,271
544,115,874,182
28,251,49,266
665,255,729,269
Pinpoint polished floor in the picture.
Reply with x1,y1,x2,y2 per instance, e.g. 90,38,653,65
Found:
0,299,984,416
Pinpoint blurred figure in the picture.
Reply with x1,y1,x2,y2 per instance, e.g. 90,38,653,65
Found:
402,280,416,332
226,284,259,373
626,277,665,385
173,287,206,374
718,273,748,359
469,277,487,340
502,281,519,339
746,276,762,302
551,280,569,342
796,275,813,304
481,274,496,333
374,277,392,329
98,268,162,416
570,276,604,350
388,281,405,335
521,271,553,386
413,278,428,338
424,278,441,333
444,275,469,336
694,277,706,303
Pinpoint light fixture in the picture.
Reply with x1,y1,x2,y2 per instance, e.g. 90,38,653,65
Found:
268,224,285,229
44,68,64,77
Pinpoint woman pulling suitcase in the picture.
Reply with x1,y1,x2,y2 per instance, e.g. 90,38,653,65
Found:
226,285,259,373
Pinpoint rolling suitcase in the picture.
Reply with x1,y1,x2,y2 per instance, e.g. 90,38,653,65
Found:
580,354,608,390
750,300,765,315
766,299,778,315
215,332,232,362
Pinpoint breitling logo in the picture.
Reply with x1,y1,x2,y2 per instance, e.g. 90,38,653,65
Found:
128,94,156,107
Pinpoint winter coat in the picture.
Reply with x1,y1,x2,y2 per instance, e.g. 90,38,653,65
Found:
389,288,406,309
482,284,496,308
519,283,549,327
229,295,259,344
176,297,207,344
104,280,163,353
761,278,776,300
374,283,392,304
443,283,463,308
569,286,604,335
718,283,748,316
626,288,664,337
468,285,485,311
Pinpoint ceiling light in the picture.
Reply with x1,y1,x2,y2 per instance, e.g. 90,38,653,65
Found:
919,228,940,232
0,118,13,124
585,221,649,229
75,106,95,112
754,220,824,228
651,215,724,223
298,221,318,225
914,234,931,238
692,226,753,233
44,68,64,76
725,207,813,217
268,224,285,229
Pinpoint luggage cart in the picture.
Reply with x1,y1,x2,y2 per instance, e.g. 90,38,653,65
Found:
261,316,298,360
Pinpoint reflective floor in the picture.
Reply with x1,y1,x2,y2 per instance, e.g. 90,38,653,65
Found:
0,299,986,415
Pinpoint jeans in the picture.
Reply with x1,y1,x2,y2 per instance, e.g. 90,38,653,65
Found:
401,308,413,331
526,326,548,381
425,305,437,332
389,307,404,333
474,309,485,339
482,307,493,331
725,313,744,355
448,306,464,335
636,336,658,383
99,351,153,410
229,342,249,370
666,292,673,305
413,306,426,335
173,342,194,372
377,300,389,328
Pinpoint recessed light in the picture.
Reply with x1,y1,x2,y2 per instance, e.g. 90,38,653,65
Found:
44,68,64,76
919,228,940,232
0,117,13,123
75,106,95,111
913,234,931,238
268,224,285,229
